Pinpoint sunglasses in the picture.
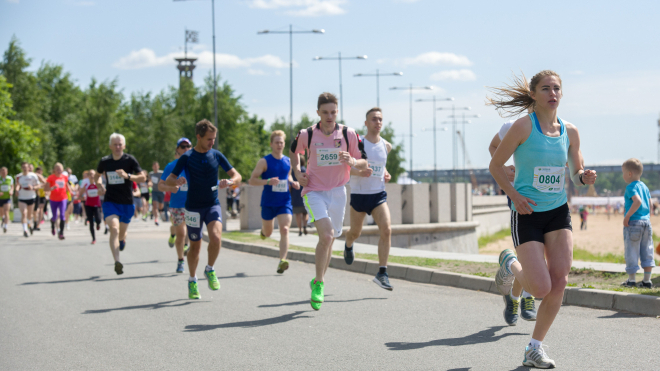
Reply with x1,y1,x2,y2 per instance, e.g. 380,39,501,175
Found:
179,144,192,149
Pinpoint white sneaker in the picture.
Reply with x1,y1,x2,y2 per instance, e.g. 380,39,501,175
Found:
523,345,556,369
66,223,70,230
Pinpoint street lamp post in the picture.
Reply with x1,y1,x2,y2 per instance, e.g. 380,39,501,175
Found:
313,53,367,124
354,70,403,107
258,26,324,140
437,104,470,182
390,85,433,183
416,96,454,183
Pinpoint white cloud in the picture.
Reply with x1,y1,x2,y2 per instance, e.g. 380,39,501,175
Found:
401,52,473,67
247,69,268,76
113,48,289,70
430,69,477,81
248,0,346,17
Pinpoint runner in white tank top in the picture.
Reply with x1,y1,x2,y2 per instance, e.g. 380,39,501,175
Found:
344,107,395,290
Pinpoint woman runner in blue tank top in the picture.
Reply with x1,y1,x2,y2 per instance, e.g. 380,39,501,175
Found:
249,130,301,274
488,71,597,369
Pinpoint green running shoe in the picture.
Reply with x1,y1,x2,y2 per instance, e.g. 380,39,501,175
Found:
260,230,266,240
277,260,289,274
168,235,175,248
310,278,324,311
188,281,200,299
183,244,189,256
205,269,220,291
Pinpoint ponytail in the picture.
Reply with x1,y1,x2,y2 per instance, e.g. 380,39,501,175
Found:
486,70,561,118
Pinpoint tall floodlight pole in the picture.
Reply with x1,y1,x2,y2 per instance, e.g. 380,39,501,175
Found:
438,104,470,182
258,26,324,139
390,85,433,183
313,53,367,124
448,113,480,180
416,96,454,183
354,70,403,107
175,0,219,147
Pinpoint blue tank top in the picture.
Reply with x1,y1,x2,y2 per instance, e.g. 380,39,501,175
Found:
261,154,292,207
512,112,570,213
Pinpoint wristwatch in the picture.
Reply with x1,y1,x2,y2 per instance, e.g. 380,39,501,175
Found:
579,173,585,185
127,174,131,181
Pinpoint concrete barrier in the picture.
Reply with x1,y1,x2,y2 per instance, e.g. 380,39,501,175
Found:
240,185,263,230
472,195,510,237
429,183,451,223
402,184,430,224
385,183,403,225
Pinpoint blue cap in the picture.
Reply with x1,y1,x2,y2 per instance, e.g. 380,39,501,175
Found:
177,138,191,147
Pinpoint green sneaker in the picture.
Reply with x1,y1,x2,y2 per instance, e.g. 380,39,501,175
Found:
277,259,289,274
168,235,175,248
183,244,189,256
205,269,220,291
310,278,324,311
260,230,266,240
188,281,200,299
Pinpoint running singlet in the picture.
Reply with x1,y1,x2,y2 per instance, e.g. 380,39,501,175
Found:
350,136,388,195
161,159,188,209
0,176,12,200
97,154,143,205
172,148,233,209
83,183,101,207
261,154,291,207
512,112,569,213
291,123,364,196
150,171,164,196
17,172,39,200
139,182,149,195
46,174,69,202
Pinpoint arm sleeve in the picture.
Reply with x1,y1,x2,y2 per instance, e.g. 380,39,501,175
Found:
216,152,234,173
291,130,308,155
96,159,105,174
130,156,143,175
171,155,187,177
348,130,365,159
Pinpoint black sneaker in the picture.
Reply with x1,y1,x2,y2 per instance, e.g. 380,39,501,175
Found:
298,231,302,236
29,225,33,235
23,230,28,238
343,244,354,265
520,296,537,321
503,294,519,326
638,281,653,289
373,272,393,291
104,227,108,235
114,261,124,275
621,280,636,288
119,240,126,251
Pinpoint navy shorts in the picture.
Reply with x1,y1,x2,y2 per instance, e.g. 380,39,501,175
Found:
350,191,387,216
185,204,223,241
0,199,10,207
261,204,293,221
103,201,135,224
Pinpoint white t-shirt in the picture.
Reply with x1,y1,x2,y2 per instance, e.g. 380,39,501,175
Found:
17,172,39,200
80,178,90,191
69,174,79,185
498,120,515,140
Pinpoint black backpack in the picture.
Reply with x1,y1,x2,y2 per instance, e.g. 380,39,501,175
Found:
305,123,366,161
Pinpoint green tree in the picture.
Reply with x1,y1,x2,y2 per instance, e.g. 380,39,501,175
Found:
0,75,42,174
270,113,316,151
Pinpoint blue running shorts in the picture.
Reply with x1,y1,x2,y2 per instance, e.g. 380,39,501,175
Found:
261,204,293,221
185,204,223,241
103,201,135,224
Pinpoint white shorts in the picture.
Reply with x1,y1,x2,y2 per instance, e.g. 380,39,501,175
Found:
303,187,346,238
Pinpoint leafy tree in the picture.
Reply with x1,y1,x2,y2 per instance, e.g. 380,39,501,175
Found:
0,75,42,174
270,113,316,152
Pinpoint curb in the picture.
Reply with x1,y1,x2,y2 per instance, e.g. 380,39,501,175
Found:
219,238,660,317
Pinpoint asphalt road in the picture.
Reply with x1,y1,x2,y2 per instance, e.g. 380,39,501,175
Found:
1,221,658,370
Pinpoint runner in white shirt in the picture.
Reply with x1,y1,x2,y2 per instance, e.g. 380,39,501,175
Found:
344,108,395,290
16,162,42,237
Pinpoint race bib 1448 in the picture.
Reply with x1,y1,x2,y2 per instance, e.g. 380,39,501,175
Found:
316,148,341,167
185,210,201,228
533,166,565,193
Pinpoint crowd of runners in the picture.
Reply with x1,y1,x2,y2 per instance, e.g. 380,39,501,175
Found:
1,70,601,369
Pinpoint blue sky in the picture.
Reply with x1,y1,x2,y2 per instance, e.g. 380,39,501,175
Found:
2,0,660,171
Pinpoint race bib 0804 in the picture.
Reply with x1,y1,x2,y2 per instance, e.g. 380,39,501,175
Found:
272,180,288,192
107,171,125,185
316,148,341,167
533,166,565,193
369,161,385,179
185,210,201,228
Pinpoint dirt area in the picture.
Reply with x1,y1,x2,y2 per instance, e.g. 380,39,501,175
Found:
480,213,660,259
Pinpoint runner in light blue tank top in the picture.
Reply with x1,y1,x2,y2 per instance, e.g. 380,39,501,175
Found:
487,70,597,369
511,111,570,213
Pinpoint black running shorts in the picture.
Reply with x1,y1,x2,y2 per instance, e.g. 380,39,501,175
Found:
510,203,572,248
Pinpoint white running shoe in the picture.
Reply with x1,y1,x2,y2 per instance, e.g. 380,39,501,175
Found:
495,249,517,296
523,345,556,369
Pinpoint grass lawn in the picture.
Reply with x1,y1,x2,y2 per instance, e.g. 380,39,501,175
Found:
223,231,660,296
478,228,510,249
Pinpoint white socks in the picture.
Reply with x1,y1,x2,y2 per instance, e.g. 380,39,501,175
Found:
189,276,197,282
22,223,28,231
529,338,542,349
205,265,214,272
522,290,532,298
628,273,636,282
506,257,516,273
643,272,652,283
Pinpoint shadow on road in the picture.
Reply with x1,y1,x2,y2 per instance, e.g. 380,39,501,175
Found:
82,299,205,314
183,311,311,332
104,260,161,266
258,297,386,308
216,272,277,280
447,368,472,371
598,311,643,319
385,326,526,351
20,273,178,285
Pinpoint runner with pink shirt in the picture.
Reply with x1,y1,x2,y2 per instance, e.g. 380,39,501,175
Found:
80,170,103,244
290,92,368,310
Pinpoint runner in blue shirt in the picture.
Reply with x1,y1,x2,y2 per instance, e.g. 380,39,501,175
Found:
164,120,242,300
159,137,192,274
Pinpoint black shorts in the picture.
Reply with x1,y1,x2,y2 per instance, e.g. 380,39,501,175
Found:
350,191,387,216
73,203,83,215
34,197,41,210
142,193,150,202
0,199,10,207
511,203,572,248
19,198,36,206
